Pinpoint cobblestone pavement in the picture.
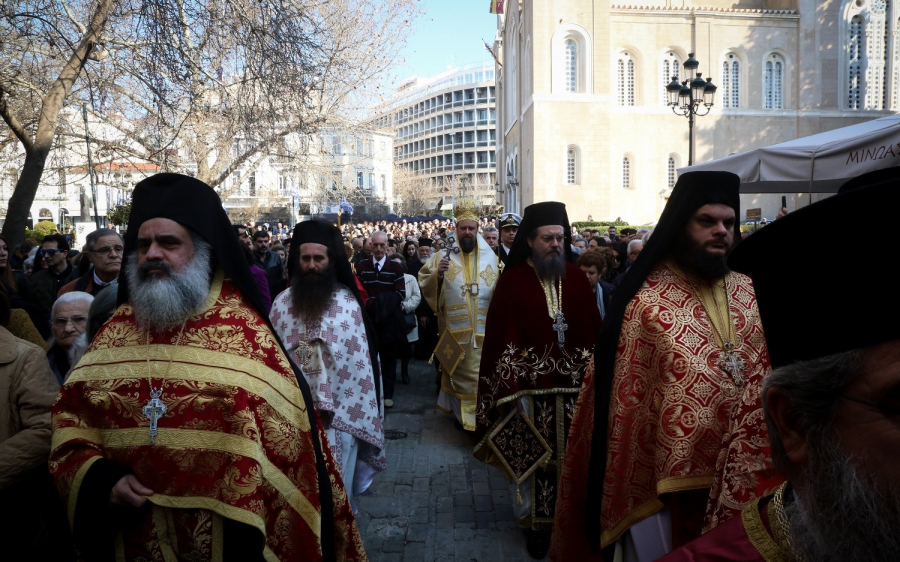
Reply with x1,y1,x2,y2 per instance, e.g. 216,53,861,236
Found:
356,358,543,562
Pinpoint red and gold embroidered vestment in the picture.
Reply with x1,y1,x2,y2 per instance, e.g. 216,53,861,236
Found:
551,262,781,559
50,271,366,561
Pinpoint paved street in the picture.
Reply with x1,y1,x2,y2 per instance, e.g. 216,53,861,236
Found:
356,358,542,561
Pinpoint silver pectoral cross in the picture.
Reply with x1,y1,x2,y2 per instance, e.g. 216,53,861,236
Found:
719,343,748,386
142,387,167,445
552,311,568,346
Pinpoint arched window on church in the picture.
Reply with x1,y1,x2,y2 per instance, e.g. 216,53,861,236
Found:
722,54,741,108
618,52,636,106
566,146,580,185
667,156,677,190
662,51,681,104
849,15,864,109
565,40,578,93
622,155,632,189
765,54,785,109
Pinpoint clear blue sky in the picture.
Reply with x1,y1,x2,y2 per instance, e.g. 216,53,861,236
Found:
398,0,500,79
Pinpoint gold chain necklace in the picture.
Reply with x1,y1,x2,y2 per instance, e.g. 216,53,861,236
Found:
529,259,568,346
689,273,747,386
142,321,188,445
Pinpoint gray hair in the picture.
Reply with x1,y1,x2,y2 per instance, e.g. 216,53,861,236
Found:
762,349,863,473
635,228,650,237
483,226,498,234
627,239,643,254
85,228,122,251
51,291,95,320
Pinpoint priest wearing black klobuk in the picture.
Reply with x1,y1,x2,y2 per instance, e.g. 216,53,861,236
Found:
474,201,601,559
662,168,900,562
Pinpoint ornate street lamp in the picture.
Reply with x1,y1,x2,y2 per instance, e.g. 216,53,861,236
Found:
666,53,717,166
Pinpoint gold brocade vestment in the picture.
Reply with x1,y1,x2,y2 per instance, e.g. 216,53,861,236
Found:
50,270,366,561
549,261,773,560
418,234,499,430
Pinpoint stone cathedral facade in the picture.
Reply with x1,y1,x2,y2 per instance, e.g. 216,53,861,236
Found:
494,0,898,223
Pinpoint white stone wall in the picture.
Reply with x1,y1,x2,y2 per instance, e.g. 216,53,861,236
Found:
497,0,893,224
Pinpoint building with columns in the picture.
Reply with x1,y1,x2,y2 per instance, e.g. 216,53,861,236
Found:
495,0,896,223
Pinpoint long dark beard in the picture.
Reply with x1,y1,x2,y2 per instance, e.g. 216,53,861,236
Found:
784,431,900,561
460,235,477,254
671,230,730,281
290,266,337,320
126,241,212,333
532,247,566,282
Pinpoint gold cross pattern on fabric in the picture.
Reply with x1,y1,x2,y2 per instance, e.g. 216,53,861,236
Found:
435,329,466,376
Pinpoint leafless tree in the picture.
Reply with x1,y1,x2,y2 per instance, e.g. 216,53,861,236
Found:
393,165,444,217
1,0,418,245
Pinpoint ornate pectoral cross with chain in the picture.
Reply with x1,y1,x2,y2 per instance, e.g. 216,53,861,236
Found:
719,343,748,386
552,311,568,346
142,388,167,445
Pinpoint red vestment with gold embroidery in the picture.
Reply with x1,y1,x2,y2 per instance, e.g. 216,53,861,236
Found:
550,262,781,560
50,272,366,561
474,261,600,528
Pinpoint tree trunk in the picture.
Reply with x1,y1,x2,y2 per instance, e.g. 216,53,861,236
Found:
0,0,114,248
2,148,49,248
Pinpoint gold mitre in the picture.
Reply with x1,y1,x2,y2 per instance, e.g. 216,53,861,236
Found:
454,198,481,222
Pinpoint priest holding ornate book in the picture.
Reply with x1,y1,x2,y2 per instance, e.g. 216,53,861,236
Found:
418,198,499,431
474,201,601,559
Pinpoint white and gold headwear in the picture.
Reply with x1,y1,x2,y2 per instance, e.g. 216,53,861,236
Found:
453,198,480,223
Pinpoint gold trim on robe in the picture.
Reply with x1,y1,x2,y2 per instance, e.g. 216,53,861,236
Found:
419,234,498,430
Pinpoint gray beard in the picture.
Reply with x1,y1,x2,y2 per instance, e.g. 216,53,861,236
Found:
784,432,900,562
419,256,429,264
126,240,212,333
66,332,90,373
532,248,567,282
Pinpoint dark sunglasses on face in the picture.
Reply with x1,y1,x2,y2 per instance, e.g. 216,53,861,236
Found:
39,249,64,258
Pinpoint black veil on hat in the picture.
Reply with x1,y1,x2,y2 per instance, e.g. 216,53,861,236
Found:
289,221,383,405
729,168,900,368
505,201,573,269
119,173,266,316
582,170,741,550
120,174,340,561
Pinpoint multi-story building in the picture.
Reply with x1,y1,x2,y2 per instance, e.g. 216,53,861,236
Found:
1,116,393,229
373,63,498,211
495,0,894,223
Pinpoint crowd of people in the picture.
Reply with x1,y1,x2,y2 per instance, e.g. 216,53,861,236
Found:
1,168,898,562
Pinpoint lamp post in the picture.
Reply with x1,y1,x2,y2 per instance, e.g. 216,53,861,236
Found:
666,53,717,166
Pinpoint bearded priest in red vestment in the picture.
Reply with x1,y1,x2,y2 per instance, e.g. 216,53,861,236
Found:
50,174,365,561
663,168,900,562
550,172,780,562
474,202,601,559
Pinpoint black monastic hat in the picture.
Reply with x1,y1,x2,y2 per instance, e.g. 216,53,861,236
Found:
418,237,433,248
121,174,340,559
729,168,900,368
505,202,572,269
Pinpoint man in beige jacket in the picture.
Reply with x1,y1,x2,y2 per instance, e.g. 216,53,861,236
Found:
0,293,69,558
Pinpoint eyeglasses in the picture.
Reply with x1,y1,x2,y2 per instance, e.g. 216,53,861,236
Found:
841,394,900,416
539,235,565,244
39,249,63,258
628,250,641,257
53,316,88,329
91,245,124,256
